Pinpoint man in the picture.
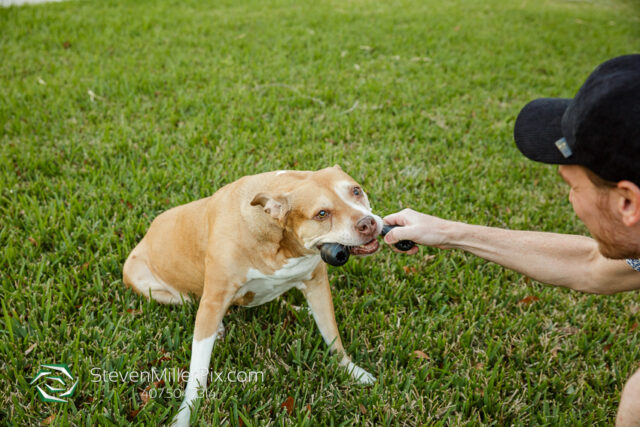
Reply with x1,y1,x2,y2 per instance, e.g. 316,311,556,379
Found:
383,54,640,425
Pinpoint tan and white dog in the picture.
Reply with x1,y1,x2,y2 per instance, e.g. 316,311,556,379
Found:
123,166,382,426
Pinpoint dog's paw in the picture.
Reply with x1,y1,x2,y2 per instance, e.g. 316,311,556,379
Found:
171,409,190,427
171,400,196,427
346,362,376,385
356,370,376,385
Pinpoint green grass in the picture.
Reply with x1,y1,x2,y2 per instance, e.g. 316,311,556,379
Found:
1,0,640,424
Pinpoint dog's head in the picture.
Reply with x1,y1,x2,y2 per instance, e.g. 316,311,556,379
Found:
250,166,383,256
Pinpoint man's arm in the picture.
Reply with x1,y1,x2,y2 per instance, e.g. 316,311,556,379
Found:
384,209,640,294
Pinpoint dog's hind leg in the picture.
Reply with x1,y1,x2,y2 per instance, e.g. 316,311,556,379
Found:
123,240,191,305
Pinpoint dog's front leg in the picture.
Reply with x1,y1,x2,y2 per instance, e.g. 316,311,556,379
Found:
301,264,376,384
172,284,234,427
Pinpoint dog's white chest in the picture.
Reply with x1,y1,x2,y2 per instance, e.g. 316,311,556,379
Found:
235,255,321,307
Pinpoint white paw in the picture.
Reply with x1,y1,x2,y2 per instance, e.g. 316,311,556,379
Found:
171,406,191,427
346,362,376,384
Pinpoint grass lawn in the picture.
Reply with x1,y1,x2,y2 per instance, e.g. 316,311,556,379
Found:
2,0,640,424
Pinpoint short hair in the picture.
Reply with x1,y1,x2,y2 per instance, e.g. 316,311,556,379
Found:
585,168,617,189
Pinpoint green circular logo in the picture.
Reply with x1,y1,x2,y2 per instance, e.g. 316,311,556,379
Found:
30,364,78,403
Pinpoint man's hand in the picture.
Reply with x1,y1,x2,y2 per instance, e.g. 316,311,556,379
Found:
383,209,453,254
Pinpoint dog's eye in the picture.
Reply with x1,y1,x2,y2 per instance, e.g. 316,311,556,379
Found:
352,187,362,197
315,210,330,220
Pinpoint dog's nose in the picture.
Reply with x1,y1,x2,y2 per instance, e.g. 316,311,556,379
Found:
355,216,376,236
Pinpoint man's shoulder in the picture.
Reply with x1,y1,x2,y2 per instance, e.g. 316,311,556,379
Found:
626,259,640,272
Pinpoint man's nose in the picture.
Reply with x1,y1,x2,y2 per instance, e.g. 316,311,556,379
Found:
355,216,376,236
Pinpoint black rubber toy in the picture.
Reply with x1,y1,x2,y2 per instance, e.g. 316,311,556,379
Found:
320,243,350,267
380,224,416,252
320,224,417,266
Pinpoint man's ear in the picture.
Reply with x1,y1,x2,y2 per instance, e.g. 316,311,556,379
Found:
616,180,640,227
250,192,291,224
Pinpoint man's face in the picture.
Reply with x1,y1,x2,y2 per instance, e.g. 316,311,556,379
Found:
558,164,635,258
558,165,602,230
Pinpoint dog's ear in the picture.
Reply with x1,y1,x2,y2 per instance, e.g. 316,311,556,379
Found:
250,193,291,224
333,164,343,171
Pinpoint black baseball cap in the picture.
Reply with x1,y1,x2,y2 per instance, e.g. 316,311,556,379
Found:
514,54,640,186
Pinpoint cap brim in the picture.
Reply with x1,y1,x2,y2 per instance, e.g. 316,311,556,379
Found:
514,98,574,164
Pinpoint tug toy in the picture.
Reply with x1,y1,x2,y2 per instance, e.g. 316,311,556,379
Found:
320,243,351,267
320,224,416,266
380,224,416,252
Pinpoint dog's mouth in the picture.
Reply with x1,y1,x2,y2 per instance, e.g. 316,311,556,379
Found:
349,239,379,256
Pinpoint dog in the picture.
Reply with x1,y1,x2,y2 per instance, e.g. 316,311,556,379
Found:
122,166,382,426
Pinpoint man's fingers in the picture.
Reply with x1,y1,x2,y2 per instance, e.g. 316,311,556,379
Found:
383,229,398,244
383,212,407,227
384,228,411,245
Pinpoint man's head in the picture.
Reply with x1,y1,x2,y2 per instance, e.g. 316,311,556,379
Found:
513,54,640,258
558,164,640,258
